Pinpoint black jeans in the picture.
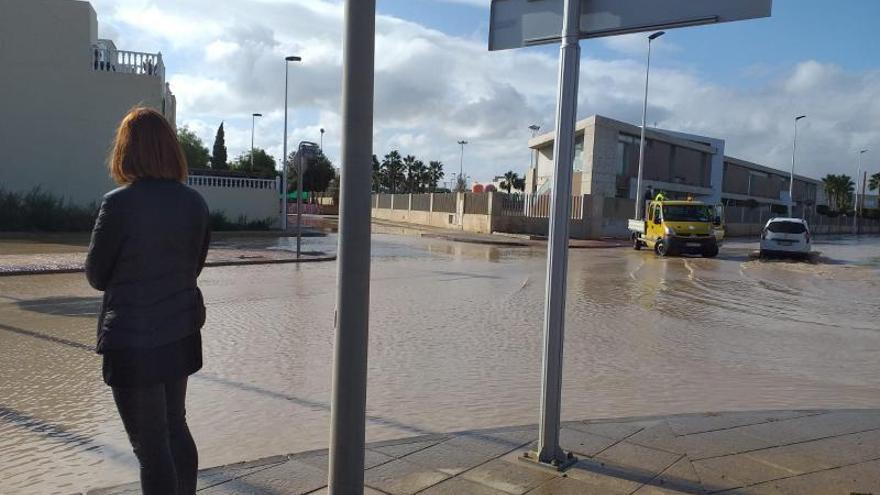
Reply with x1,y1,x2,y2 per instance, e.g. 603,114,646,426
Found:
112,377,198,495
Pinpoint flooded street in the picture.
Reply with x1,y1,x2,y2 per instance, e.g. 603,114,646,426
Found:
1,233,879,494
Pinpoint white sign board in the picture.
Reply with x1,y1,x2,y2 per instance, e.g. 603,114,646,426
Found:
489,0,772,51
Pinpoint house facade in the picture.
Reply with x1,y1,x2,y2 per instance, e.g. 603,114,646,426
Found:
0,0,175,206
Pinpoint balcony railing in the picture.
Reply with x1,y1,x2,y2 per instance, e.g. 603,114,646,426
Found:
92,47,165,79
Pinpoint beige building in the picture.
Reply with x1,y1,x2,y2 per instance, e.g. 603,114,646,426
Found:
526,115,821,214
0,0,175,206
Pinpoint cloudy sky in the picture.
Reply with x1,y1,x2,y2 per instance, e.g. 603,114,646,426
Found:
89,0,880,184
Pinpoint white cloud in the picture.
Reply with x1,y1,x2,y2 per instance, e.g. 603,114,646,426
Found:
93,1,880,184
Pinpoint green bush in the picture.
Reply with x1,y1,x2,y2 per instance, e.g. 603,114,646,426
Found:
209,211,273,231
0,187,98,232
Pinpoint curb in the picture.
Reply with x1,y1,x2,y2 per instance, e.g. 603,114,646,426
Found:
0,256,337,278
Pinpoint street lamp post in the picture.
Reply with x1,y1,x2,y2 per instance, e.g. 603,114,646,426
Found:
788,115,806,217
320,128,325,150
457,140,468,192
854,149,868,234
634,30,664,220
251,113,263,172
282,56,302,232
529,124,540,194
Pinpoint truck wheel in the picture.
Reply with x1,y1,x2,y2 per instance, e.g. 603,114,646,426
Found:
655,240,669,257
632,235,642,250
703,245,719,258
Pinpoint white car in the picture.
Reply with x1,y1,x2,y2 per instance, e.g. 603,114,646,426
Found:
760,217,811,257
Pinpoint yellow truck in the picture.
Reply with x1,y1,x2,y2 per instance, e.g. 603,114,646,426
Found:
628,196,724,257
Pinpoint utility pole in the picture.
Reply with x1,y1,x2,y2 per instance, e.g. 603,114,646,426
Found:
251,113,262,172
788,115,806,217
634,31,664,220
282,56,302,231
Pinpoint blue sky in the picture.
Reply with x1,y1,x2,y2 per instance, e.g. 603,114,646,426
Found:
93,0,880,184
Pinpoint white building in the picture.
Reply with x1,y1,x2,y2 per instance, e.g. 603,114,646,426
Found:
0,0,175,206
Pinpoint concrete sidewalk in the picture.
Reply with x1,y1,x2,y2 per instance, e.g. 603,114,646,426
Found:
371,219,627,249
89,409,880,495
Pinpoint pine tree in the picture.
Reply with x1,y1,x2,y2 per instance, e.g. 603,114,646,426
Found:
211,122,228,170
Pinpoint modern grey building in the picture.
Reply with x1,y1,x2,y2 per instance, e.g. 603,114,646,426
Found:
526,115,820,213
0,0,175,206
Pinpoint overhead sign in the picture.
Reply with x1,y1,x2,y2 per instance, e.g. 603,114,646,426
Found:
489,0,772,51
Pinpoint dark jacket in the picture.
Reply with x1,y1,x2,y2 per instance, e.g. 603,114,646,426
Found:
86,178,210,353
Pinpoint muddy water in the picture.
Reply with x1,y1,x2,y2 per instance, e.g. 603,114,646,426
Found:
1,235,879,494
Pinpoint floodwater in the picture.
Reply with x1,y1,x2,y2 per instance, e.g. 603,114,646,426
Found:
1,233,879,494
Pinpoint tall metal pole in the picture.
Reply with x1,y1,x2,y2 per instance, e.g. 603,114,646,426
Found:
634,31,664,220
457,140,468,191
854,149,867,234
251,113,262,172
320,128,325,150
788,115,806,217
282,57,301,232
283,65,290,231
536,0,580,466
328,0,374,492
296,149,304,257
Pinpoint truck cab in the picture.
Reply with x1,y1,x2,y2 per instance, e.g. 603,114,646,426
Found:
630,197,723,257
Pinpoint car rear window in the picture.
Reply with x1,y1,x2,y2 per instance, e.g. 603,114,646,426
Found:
767,221,807,234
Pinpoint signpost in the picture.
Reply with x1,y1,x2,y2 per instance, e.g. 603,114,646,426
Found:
294,141,320,258
489,0,771,469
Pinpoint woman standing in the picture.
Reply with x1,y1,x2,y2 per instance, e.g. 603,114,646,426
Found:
86,107,210,495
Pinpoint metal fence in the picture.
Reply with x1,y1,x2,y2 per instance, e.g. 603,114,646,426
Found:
464,193,490,215
499,194,583,219
377,194,392,209
392,194,409,210
411,194,431,211
432,194,457,213
187,175,278,190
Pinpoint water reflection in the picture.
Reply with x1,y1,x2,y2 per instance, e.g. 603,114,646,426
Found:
1,234,879,494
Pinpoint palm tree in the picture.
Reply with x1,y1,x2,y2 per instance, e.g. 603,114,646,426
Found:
869,172,880,193
426,161,444,192
499,170,520,194
403,155,421,193
371,154,382,193
381,150,405,193
821,174,854,212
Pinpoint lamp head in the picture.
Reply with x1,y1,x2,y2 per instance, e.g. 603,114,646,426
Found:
795,115,806,121
285,56,301,62
252,113,263,117
649,31,665,41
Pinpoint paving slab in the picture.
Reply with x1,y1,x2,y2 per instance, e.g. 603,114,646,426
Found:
564,457,650,494
692,453,799,486
595,441,681,476
665,411,818,436
624,421,687,455
306,486,387,495
441,428,535,456
727,459,880,495
677,427,777,460
557,427,622,457
736,410,880,446
199,459,327,495
524,476,607,494
632,457,706,495
371,438,448,458
363,458,450,495
461,456,557,495
403,440,500,476
418,477,511,495
296,449,394,471
564,419,656,442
